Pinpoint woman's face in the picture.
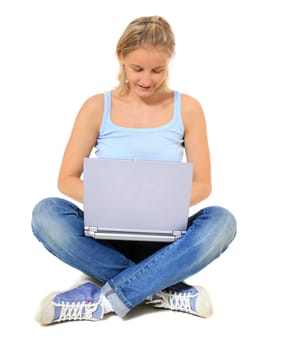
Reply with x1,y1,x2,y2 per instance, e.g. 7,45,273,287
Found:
121,46,170,97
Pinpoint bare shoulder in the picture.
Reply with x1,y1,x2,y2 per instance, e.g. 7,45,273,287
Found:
180,93,206,130
80,93,104,116
75,93,105,129
181,93,205,118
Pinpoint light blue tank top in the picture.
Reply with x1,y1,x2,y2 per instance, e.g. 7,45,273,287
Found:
95,91,185,161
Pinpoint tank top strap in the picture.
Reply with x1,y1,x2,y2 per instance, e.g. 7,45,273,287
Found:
100,91,112,134
173,91,184,134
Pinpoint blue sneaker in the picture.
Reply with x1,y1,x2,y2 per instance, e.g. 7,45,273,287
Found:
35,281,104,325
146,282,213,318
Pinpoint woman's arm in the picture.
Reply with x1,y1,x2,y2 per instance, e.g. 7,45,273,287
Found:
182,94,212,206
57,94,104,203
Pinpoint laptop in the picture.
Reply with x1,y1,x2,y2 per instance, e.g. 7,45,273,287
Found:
83,158,193,242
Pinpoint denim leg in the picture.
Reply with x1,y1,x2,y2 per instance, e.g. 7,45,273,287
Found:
103,206,237,317
31,197,135,282
32,200,236,318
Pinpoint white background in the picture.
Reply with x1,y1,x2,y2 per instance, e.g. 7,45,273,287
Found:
1,0,284,349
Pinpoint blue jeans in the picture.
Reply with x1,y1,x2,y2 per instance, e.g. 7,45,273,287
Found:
31,197,236,317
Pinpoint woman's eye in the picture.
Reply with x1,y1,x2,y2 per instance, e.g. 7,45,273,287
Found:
152,69,164,74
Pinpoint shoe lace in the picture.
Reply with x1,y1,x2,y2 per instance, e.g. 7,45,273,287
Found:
56,301,99,321
166,291,198,313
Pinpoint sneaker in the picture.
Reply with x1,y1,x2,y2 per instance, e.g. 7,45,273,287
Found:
35,281,104,325
146,281,213,318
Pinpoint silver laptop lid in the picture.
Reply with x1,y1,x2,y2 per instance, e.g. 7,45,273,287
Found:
83,158,193,236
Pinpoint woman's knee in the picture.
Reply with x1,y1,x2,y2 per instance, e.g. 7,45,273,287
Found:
210,205,237,246
32,197,61,223
31,197,68,238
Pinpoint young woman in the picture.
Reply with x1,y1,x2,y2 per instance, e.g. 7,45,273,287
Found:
31,15,236,325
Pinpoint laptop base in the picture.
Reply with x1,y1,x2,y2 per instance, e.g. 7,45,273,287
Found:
84,226,185,242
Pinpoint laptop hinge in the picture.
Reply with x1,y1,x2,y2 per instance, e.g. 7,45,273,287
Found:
84,226,98,239
172,230,185,238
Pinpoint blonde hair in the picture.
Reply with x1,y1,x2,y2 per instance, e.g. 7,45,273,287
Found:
116,16,176,95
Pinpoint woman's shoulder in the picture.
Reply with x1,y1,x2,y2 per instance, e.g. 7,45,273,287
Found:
179,92,206,128
179,92,203,110
75,93,106,129
82,93,105,111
